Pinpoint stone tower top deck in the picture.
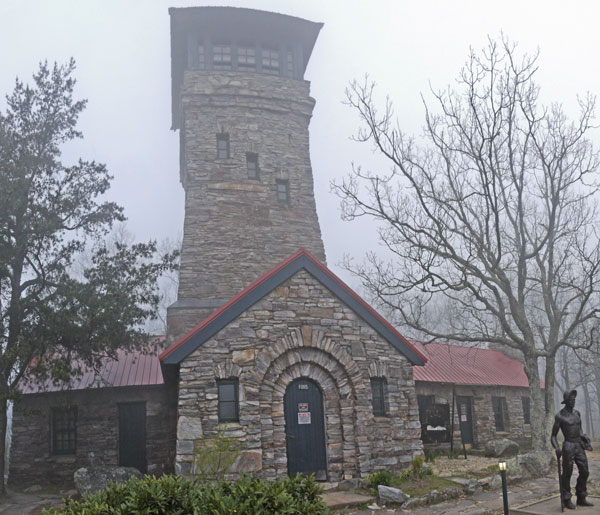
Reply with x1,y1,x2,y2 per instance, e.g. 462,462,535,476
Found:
169,7,323,129
167,7,327,339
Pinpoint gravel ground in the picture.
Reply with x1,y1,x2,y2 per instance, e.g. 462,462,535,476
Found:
429,455,502,477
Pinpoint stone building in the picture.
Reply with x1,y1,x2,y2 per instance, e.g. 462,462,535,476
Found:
413,343,533,450
9,346,177,486
161,249,426,481
9,7,428,485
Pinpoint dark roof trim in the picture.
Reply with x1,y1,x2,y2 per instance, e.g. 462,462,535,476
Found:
160,249,427,366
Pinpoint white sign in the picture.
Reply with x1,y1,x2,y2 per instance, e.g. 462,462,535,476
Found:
460,415,467,422
298,412,311,425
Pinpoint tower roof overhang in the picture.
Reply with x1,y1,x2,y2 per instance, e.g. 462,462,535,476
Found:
169,6,323,130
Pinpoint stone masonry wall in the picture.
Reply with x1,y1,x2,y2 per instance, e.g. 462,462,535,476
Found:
175,270,423,482
416,382,532,448
168,71,326,340
9,385,176,486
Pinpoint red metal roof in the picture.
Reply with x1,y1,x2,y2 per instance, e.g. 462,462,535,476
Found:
20,339,166,394
412,342,532,387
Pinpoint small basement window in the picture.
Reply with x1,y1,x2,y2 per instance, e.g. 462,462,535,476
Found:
370,378,387,416
492,396,508,432
218,378,239,422
217,133,230,159
246,153,259,179
276,179,289,203
51,406,77,455
522,396,531,425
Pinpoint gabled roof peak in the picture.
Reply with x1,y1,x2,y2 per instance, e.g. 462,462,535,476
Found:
160,249,426,366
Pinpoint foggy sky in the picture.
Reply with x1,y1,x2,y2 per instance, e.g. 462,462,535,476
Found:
2,0,600,291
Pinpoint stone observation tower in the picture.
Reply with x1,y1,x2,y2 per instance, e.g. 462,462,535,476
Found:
167,7,327,339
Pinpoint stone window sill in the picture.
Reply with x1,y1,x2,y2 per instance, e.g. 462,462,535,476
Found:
373,416,391,422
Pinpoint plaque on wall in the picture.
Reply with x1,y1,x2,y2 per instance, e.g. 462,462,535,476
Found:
298,403,308,412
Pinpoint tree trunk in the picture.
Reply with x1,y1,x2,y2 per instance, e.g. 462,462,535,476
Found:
543,354,557,449
524,352,547,450
0,398,7,495
582,379,594,437
594,354,600,439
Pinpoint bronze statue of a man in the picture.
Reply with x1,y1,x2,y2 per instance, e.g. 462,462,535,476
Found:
551,389,593,510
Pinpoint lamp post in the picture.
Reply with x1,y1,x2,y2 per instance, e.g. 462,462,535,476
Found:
499,461,508,515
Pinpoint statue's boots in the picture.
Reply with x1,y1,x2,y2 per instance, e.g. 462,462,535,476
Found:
564,499,577,510
577,495,594,507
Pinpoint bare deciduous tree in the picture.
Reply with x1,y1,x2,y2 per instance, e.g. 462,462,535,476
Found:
333,36,600,450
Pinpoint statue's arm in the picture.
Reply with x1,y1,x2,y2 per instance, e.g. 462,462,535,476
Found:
551,415,561,455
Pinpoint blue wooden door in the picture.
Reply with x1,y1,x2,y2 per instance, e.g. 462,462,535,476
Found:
284,378,327,479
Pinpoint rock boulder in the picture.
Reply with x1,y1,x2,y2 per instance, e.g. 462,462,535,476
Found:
378,485,408,504
485,438,520,457
74,466,143,496
506,450,554,480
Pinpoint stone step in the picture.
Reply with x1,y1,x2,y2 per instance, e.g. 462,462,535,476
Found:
322,491,375,510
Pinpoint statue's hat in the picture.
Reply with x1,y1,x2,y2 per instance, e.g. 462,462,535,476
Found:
561,389,577,404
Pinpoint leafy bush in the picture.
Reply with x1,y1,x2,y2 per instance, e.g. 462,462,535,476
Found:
424,449,437,463
42,473,328,514
410,455,424,477
365,469,394,489
193,426,240,481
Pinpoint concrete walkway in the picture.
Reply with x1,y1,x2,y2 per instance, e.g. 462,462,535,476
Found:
0,488,67,514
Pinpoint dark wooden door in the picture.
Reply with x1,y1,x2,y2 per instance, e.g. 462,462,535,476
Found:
456,396,474,444
284,378,327,479
118,402,146,472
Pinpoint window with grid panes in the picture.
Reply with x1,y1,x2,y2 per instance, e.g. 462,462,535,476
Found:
217,133,230,159
286,50,294,77
246,153,259,179
492,396,508,431
522,396,531,425
52,407,77,455
218,379,239,422
276,179,289,203
262,48,280,75
197,45,205,69
213,44,232,69
370,378,386,416
237,46,256,69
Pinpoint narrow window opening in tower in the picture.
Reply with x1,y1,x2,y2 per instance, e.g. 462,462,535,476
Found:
217,133,230,159
286,50,294,77
276,179,289,203
370,378,387,416
197,45,205,69
213,43,232,70
246,153,259,179
217,378,239,422
237,46,256,70
262,48,280,75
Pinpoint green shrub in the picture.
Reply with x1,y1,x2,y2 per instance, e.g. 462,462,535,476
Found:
424,449,437,463
410,455,424,477
42,473,328,514
365,470,394,489
193,426,240,481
